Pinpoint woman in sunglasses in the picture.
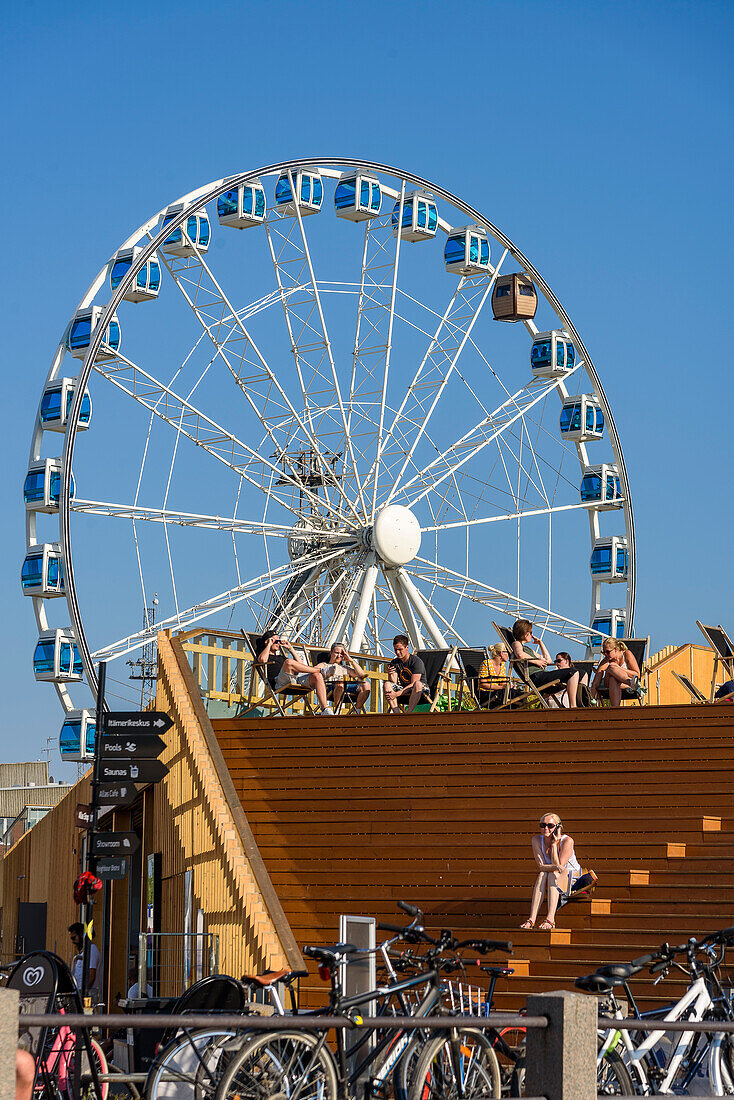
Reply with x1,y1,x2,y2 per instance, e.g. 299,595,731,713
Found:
520,813,583,931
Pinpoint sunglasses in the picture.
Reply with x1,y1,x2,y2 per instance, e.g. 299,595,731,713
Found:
540,822,557,829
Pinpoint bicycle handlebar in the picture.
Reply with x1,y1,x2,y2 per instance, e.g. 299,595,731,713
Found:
397,901,423,918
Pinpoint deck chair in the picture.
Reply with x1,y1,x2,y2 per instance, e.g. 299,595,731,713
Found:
492,623,560,709
309,648,363,715
242,630,316,716
672,670,734,705
696,622,734,701
457,647,531,710
412,647,458,712
594,637,649,705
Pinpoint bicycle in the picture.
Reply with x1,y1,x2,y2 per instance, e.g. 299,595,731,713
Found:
213,901,512,1100
576,925,734,1094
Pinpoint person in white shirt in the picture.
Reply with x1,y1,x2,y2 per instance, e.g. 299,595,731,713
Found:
68,922,102,1002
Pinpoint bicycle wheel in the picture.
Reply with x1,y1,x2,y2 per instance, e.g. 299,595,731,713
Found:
215,1030,338,1100
597,1046,635,1096
494,1026,525,1096
408,1028,502,1100
64,1035,109,1100
145,1028,243,1100
708,1032,734,1095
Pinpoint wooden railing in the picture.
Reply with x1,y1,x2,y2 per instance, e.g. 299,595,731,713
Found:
177,628,409,714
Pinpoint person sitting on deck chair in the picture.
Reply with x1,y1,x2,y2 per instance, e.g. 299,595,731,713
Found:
551,652,591,708
384,635,430,714
478,643,524,708
256,630,333,716
511,619,580,708
590,637,640,707
315,643,371,712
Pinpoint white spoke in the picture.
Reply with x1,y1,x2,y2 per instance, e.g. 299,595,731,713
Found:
156,232,360,524
91,543,351,663
92,349,358,528
349,554,379,652
421,498,612,532
380,252,507,506
325,555,369,646
393,569,448,648
381,567,425,650
288,171,368,515
406,558,603,643
371,180,405,517
396,365,583,509
69,498,360,542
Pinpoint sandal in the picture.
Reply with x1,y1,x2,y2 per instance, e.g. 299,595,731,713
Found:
538,919,555,931
520,919,535,930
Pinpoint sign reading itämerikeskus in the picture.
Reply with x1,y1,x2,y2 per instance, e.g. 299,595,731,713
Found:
99,734,165,760
103,711,173,735
99,758,168,785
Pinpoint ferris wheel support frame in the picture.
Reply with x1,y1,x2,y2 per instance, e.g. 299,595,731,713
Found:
48,158,634,701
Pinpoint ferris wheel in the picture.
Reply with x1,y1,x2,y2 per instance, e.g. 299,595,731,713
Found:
24,157,635,728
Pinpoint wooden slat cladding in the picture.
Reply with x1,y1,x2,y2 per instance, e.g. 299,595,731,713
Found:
1,778,89,961
152,632,302,986
212,704,734,1008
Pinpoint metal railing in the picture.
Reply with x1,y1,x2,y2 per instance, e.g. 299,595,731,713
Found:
12,990,734,1098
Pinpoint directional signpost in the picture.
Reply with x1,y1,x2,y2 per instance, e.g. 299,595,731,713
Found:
96,857,129,881
92,832,140,857
100,734,165,760
103,712,173,735
99,758,168,784
97,782,139,807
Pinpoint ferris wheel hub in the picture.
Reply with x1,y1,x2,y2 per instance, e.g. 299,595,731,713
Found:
369,505,422,566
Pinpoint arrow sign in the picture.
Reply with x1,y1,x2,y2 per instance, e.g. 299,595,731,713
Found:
92,832,140,857
74,804,93,830
100,734,165,761
103,711,173,735
97,782,139,807
96,857,129,881
99,759,168,785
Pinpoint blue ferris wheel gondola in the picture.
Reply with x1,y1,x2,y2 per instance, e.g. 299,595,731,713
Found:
580,464,622,510
334,172,382,222
559,394,604,442
66,306,120,362
110,247,161,302
21,543,65,598
24,459,75,513
531,330,576,378
590,536,628,582
60,710,96,762
592,608,628,645
40,378,91,433
217,178,266,228
392,190,438,242
33,629,84,683
160,204,211,257
443,226,491,275
275,169,323,217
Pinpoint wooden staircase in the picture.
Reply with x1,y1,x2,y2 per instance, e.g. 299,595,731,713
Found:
211,703,734,1009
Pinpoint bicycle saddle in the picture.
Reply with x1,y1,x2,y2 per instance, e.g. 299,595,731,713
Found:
241,969,307,987
575,972,614,993
597,963,639,981
303,943,358,965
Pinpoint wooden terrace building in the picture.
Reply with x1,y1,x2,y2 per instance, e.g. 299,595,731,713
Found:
1,628,733,1010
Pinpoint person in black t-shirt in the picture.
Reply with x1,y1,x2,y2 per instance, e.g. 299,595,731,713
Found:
256,630,332,715
384,634,429,714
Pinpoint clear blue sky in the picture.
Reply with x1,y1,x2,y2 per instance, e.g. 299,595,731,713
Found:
1,0,732,776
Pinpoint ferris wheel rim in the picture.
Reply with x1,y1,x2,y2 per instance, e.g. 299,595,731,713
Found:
28,156,634,706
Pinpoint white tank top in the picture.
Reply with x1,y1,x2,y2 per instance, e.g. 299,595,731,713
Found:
542,834,581,876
